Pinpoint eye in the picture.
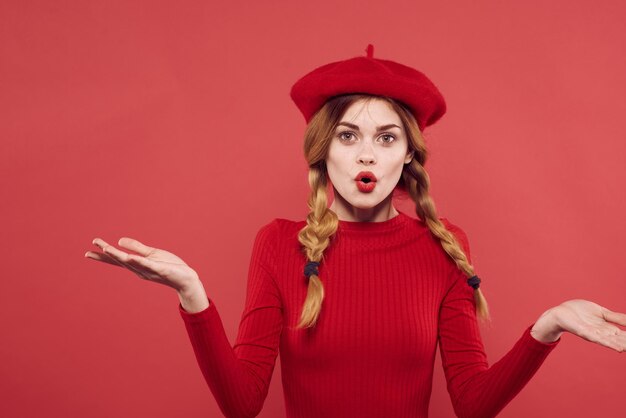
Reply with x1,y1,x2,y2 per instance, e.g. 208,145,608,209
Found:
338,131,356,142
337,131,396,144
380,134,396,144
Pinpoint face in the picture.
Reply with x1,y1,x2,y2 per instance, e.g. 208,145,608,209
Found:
326,98,413,221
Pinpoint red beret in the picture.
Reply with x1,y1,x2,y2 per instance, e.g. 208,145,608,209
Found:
290,44,447,131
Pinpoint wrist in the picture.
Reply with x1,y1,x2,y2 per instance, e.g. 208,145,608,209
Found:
177,280,210,313
177,277,203,297
531,308,564,343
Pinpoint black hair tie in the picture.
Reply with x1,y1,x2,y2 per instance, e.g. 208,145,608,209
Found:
304,261,320,278
467,275,481,289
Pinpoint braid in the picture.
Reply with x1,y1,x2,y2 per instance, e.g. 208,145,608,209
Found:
402,150,491,323
296,166,339,328
295,92,490,328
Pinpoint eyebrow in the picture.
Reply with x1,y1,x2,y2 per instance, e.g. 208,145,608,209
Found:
337,122,402,131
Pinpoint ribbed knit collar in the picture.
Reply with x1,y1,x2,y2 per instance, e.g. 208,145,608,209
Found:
336,209,411,233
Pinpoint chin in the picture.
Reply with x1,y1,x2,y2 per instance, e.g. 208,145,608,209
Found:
346,196,386,209
348,203,379,210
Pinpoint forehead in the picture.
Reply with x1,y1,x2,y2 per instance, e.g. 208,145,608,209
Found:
340,98,401,124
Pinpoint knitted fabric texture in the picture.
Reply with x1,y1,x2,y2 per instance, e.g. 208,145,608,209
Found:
179,211,560,418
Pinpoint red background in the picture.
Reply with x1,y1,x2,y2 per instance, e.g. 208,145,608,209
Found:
2,1,626,417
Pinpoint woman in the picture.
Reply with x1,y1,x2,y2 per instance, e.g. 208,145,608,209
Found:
85,45,626,418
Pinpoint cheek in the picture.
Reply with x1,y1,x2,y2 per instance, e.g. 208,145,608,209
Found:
326,162,344,188
381,154,408,175
325,148,350,174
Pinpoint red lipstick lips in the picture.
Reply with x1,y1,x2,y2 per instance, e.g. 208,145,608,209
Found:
355,171,377,193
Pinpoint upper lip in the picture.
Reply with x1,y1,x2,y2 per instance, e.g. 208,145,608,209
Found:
355,171,377,182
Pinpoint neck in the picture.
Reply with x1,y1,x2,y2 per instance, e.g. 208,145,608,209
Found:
329,194,399,222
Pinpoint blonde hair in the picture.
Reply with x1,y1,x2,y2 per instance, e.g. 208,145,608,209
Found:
296,94,490,329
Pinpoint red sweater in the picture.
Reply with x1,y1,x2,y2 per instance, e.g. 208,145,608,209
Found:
179,210,560,418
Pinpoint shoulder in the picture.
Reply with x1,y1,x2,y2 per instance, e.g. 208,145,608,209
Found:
255,216,305,242
439,217,468,239
438,217,471,255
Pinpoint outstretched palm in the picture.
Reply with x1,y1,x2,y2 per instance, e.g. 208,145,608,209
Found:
85,237,198,292
552,299,626,352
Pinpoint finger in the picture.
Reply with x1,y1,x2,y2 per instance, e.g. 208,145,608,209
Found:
98,239,132,264
91,239,151,280
93,238,139,269
599,331,626,353
602,308,626,327
580,324,626,352
92,238,113,253
85,250,123,268
125,254,166,277
87,249,146,276
122,259,151,281
117,237,156,257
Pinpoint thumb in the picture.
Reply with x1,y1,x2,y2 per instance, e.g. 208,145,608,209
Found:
602,307,626,327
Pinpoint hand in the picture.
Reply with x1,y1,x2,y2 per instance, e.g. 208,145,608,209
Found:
85,237,200,293
534,299,626,352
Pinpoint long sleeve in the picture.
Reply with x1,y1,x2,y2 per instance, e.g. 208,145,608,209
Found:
438,220,560,418
178,220,283,418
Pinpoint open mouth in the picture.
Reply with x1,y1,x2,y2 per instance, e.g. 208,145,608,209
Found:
355,171,378,183
356,177,376,193
355,171,377,192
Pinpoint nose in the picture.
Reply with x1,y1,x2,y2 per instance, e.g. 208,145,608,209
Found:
357,143,376,165
358,155,375,165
